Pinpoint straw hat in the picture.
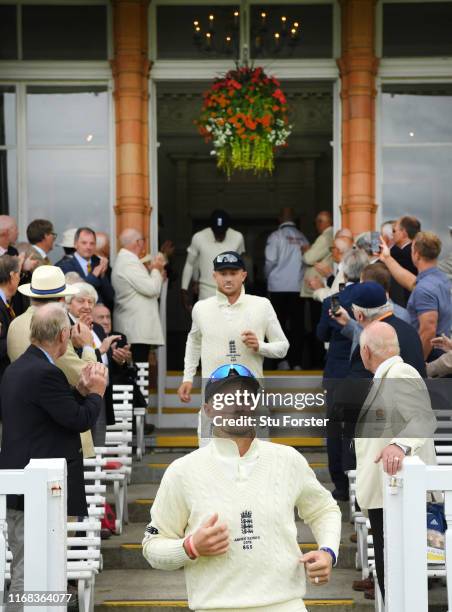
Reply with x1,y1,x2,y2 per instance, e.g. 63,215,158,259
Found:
19,266,79,298
57,228,77,249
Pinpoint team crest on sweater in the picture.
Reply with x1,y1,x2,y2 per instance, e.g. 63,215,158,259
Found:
233,510,261,550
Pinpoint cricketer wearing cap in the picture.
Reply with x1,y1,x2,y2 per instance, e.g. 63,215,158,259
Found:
181,209,245,304
178,251,289,440
145,368,341,612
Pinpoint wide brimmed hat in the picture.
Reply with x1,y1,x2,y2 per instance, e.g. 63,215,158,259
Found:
19,266,79,298
57,228,77,248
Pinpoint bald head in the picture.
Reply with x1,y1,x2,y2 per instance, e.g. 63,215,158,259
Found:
96,231,110,258
0,215,18,248
278,207,295,224
335,228,353,240
360,321,400,373
315,211,333,234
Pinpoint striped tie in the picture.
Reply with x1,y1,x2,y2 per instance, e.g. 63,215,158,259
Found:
87,261,92,274
6,302,15,319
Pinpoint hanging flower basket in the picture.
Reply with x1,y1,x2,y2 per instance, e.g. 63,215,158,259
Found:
197,65,292,176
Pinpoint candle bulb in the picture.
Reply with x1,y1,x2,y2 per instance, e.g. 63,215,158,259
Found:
261,11,267,23
206,31,212,47
233,9,239,26
208,14,214,32
274,32,280,46
281,15,287,31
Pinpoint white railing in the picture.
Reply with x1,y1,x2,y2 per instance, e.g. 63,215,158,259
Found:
0,458,67,612
384,456,452,612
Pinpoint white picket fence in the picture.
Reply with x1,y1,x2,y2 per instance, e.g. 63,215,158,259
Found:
0,458,67,612
384,456,452,612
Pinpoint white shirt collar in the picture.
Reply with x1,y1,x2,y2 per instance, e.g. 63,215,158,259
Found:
33,245,47,259
374,355,403,379
74,251,91,275
0,289,7,305
38,346,55,365
216,285,246,306
0,246,7,256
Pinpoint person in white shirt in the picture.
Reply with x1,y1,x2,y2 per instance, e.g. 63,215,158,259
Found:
178,251,288,412
145,367,341,612
265,208,309,370
181,210,245,310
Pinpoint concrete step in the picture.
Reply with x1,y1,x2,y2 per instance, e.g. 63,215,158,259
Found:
94,568,373,612
131,451,331,485
100,521,357,571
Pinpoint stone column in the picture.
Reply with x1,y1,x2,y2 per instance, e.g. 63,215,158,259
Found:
112,0,151,246
338,0,378,235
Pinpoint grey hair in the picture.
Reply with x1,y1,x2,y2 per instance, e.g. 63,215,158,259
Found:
342,248,369,282
30,303,69,344
65,271,83,285
359,325,400,359
0,255,20,284
65,282,98,304
355,232,373,256
352,301,392,321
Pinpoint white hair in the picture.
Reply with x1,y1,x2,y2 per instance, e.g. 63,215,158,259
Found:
30,303,69,344
352,301,392,321
65,282,98,304
119,228,142,248
65,271,83,285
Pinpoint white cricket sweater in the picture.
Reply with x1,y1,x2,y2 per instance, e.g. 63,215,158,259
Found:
182,288,289,382
142,438,341,611
182,227,246,297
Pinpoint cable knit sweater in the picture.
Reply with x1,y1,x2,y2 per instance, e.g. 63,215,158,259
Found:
183,288,289,383
142,438,341,611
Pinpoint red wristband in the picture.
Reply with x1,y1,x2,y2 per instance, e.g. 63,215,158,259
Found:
184,535,199,559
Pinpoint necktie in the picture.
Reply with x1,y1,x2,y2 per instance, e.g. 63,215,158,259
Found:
87,261,92,274
6,302,15,319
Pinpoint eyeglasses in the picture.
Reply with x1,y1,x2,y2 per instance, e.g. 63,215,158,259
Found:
50,232,58,238
208,363,255,382
215,253,239,264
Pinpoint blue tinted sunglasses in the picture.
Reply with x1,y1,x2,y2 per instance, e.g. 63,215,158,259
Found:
209,364,255,382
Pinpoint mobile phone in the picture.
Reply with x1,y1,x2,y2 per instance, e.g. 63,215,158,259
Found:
331,295,341,316
371,231,381,254
116,335,127,349
338,283,346,292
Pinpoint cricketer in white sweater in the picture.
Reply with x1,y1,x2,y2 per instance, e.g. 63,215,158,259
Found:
182,287,289,383
142,437,341,612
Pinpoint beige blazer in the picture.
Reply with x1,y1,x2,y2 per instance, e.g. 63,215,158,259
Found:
427,350,452,378
355,357,437,510
112,248,164,346
7,306,97,458
300,226,334,298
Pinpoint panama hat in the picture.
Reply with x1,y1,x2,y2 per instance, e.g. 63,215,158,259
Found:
57,228,77,249
19,266,79,298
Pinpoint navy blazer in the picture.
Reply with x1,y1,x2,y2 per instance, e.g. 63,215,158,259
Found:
57,254,115,311
349,313,427,379
0,345,101,514
0,299,14,383
317,283,357,380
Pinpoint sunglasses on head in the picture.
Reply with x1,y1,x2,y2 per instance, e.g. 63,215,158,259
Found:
209,364,255,382
215,254,239,264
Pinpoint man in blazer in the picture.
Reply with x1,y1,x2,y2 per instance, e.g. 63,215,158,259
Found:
0,255,20,383
0,303,107,595
7,266,99,457
26,218,56,265
112,228,165,363
355,321,436,600
57,227,115,311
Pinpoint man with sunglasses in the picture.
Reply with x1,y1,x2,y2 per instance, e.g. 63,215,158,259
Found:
145,365,341,612
178,251,289,442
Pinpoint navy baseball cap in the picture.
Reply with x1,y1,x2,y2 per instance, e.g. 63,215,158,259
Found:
351,281,387,308
210,209,230,233
213,251,246,271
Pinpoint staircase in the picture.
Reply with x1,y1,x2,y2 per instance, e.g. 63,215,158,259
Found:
93,371,449,611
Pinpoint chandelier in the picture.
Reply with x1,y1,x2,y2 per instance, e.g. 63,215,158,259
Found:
192,8,302,57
